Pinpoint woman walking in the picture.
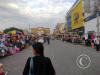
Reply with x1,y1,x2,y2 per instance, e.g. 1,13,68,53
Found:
23,42,55,75
94,36,100,51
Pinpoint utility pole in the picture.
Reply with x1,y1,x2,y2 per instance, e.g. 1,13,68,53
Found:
96,10,99,36
95,0,100,36
29,24,31,34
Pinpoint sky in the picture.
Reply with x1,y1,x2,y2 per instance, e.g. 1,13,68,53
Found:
0,0,76,31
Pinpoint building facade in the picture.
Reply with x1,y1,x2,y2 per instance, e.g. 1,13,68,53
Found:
55,23,65,34
84,0,100,35
66,0,100,35
66,0,84,34
31,27,50,36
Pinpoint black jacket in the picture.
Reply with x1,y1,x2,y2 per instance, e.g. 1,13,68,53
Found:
23,56,55,75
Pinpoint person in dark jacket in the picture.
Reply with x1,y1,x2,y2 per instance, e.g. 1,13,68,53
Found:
23,42,55,75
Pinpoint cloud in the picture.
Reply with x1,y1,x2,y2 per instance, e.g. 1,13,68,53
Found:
0,0,76,30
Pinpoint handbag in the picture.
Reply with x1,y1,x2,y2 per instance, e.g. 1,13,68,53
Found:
29,57,34,75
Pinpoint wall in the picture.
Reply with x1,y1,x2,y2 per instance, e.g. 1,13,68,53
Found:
85,17,100,34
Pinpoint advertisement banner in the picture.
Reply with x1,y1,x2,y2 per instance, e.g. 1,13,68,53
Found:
67,15,72,31
71,0,84,30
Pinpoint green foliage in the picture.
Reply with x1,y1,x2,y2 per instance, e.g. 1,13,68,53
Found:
3,27,23,33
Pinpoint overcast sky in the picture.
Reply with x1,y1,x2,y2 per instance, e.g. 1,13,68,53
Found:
0,0,76,31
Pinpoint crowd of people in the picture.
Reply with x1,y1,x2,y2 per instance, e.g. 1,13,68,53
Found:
62,34,82,44
0,31,52,57
83,34,100,51
0,33,52,75
56,33,100,51
32,34,51,45
55,33,82,44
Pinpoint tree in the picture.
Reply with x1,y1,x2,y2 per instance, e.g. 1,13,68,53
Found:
3,27,23,34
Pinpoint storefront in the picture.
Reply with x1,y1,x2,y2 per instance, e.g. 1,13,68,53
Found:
72,27,84,36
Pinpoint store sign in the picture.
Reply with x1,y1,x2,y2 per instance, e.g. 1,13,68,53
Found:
67,16,72,31
71,0,84,30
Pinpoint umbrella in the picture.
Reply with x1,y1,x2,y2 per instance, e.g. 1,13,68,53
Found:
16,31,22,34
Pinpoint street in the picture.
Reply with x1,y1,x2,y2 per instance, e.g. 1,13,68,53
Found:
0,40,100,75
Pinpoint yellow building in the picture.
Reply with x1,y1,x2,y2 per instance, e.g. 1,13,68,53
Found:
66,0,84,34
31,27,50,36
71,0,84,30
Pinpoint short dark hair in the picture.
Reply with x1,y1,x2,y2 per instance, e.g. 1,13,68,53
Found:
32,42,44,56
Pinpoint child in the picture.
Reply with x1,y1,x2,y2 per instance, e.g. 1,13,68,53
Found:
0,63,5,75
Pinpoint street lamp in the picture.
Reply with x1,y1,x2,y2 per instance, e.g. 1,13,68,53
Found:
28,24,31,34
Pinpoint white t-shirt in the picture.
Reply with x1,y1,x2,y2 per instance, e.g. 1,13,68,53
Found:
84,35,88,40
38,38,44,43
94,38,100,45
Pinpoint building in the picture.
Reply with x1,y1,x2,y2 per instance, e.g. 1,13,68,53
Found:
53,23,65,38
31,27,50,36
66,0,84,35
66,0,100,36
84,0,100,35
53,29,58,37
56,23,65,33
54,23,65,35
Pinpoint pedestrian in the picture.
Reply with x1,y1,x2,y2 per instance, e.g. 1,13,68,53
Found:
25,35,29,46
38,37,44,44
94,36,100,51
47,35,50,45
84,34,88,46
23,42,55,75
91,40,94,48
43,35,46,43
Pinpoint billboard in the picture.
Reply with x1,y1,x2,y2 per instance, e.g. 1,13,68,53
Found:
67,15,72,31
71,0,84,30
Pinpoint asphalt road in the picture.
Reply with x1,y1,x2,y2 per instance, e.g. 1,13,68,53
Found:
0,40,100,75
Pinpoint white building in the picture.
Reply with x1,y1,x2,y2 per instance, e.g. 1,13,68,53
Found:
65,0,100,36
84,0,100,35
85,16,100,34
